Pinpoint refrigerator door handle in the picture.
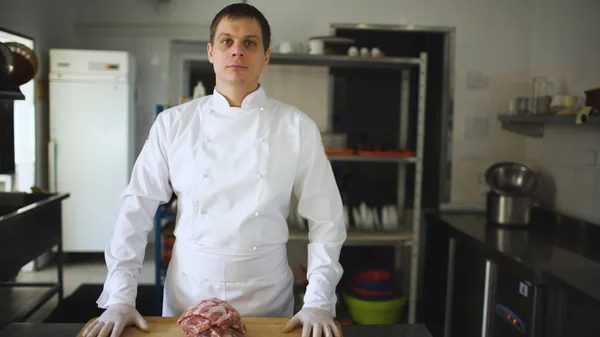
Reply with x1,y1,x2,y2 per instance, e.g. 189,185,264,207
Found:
48,140,56,192
481,259,497,337
443,238,456,337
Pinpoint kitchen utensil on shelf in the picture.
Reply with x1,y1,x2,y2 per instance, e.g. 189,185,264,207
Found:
530,76,554,115
308,36,355,55
509,97,529,114
531,76,547,114
278,41,294,54
347,46,358,57
371,47,383,57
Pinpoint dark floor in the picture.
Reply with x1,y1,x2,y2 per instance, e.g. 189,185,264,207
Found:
44,284,162,323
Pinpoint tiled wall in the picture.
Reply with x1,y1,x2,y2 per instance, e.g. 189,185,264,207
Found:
260,65,330,131
521,0,600,224
525,125,600,224
260,64,538,209
449,68,532,206
523,59,600,224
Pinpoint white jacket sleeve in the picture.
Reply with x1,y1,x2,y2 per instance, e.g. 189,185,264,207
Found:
293,112,347,316
97,112,173,308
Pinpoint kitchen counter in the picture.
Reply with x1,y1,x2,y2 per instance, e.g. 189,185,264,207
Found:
342,324,431,337
543,267,600,304
0,322,432,337
0,323,84,337
0,192,69,329
427,208,600,297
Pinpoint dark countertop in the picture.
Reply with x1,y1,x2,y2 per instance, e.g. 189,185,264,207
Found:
0,323,431,337
542,268,600,305
342,324,431,337
0,323,84,337
428,209,600,303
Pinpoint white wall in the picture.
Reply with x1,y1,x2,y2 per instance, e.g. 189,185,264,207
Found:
70,0,537,205
3,0,598,215
522,0,600,224
529,0,600,69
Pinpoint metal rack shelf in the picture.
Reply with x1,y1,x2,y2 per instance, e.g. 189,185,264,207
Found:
289,228,412,246
269,53,421,69
498,113,600,138
498,114,600,125
328,155,417,163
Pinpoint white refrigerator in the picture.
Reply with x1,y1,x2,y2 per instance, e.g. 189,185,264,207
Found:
49,49,136,252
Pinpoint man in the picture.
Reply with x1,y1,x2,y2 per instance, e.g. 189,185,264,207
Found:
82,3,346,337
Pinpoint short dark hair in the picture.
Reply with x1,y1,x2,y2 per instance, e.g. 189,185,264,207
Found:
210,3,271,51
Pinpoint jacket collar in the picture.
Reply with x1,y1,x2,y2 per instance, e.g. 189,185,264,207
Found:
210,85,267,114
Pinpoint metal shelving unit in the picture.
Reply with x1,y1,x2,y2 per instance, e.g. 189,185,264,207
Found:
283,52,428,324
328,155,417,163
269,53,421,69
289,228,413,246
498,113,600,138
153,52,428,322
498,114,600,125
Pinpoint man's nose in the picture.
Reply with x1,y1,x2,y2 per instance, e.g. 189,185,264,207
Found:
230,41,245,57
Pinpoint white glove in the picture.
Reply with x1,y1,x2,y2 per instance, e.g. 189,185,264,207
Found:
82,303,150,337
282,307,341,337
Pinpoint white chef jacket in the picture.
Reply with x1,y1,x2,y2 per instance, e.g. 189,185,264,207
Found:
97,85,347,315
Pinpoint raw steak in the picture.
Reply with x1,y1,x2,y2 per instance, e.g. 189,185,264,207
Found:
178,316,212,336
200,326,243,337
178,298,247,337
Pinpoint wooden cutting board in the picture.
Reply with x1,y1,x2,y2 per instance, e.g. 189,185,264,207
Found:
76,317,340,337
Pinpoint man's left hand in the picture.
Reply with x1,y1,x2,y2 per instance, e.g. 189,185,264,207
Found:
282,307,341,337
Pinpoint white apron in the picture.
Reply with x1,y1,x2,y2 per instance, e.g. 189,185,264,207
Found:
162,93,295,317
162,239,294,317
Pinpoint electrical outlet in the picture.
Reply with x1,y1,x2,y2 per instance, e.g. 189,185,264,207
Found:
466,71,490,90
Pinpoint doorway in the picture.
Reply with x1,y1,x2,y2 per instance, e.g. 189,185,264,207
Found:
332,24,455,208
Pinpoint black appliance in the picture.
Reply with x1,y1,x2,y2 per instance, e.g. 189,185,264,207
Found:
486,259,545,337
443,240,546,337
421,212,547,337
543,269,600,337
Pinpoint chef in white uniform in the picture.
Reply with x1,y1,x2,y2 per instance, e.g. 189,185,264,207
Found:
83,3,346,337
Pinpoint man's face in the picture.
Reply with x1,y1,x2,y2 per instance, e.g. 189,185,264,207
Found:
207,16,270,89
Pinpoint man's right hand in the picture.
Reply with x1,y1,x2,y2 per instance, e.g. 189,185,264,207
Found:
82,303,150,337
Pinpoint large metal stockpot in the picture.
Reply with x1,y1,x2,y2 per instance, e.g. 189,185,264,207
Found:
486,191,536,226
483,162,539,226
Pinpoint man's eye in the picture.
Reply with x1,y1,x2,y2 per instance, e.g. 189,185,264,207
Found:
221,39,232,45
245,40,257,47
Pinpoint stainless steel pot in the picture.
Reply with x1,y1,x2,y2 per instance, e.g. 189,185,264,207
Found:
486,191,536,226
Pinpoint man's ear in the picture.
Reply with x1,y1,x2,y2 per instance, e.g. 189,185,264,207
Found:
263,47,271,68
207,42,214,64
